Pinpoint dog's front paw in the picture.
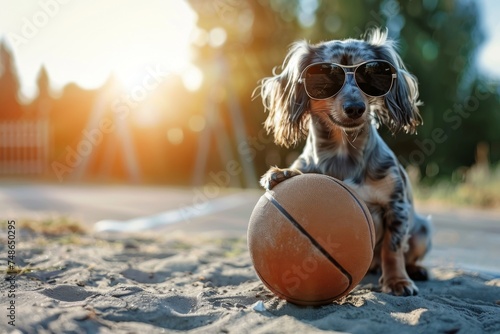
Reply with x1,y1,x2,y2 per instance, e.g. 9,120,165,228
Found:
380,276,418,296
406,264,429,281
260,167,302,190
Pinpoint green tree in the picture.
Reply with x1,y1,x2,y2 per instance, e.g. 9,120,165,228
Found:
186,0,499,185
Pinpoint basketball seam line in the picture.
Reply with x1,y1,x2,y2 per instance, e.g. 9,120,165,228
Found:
324,177,376,250
264,191,353,299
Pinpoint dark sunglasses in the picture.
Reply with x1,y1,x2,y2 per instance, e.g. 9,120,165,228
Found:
298,60,397,99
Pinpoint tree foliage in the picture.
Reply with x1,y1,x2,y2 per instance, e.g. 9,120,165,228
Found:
188,0,500,182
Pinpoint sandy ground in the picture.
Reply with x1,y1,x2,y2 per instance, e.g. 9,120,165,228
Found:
1,183,500,333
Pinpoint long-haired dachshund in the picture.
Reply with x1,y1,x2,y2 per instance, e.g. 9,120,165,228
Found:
257,29,431,296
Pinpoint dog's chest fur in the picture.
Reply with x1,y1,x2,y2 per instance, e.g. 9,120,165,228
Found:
294,121,400,223
307,128,398,245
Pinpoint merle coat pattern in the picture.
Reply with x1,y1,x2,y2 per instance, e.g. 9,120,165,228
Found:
257,29,432,296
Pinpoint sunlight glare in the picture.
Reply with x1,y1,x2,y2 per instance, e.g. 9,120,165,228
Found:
132,104,160,127
188,114,206,132
182,65,203,92
167,128,184,145
2,0,199,98
208,27,227,48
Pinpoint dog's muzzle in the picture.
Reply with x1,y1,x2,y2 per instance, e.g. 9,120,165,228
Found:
343,102,366,119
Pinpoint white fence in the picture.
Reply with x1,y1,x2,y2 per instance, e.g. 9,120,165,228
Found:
0,120,49,175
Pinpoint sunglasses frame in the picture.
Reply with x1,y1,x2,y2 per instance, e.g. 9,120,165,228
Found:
298,60,398,100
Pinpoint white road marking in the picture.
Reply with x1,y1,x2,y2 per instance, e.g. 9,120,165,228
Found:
94,192,251,232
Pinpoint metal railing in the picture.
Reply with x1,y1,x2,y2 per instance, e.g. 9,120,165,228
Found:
0,120,49,174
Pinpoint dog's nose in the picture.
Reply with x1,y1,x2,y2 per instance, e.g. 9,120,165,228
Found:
343,102,366,119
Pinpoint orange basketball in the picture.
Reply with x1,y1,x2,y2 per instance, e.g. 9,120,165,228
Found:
248,174,375,306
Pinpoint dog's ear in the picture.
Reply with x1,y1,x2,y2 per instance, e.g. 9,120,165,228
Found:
256,41,312,147
366,29,422,134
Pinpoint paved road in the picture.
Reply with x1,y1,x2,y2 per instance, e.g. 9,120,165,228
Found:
1,183,499,275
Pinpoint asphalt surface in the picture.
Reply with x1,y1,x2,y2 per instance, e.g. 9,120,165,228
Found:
1,183,499,275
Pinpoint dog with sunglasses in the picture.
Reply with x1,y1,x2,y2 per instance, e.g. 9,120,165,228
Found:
257,29,431,296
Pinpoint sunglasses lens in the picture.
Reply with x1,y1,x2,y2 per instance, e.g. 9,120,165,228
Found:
355,61,394,96
304,64,345,99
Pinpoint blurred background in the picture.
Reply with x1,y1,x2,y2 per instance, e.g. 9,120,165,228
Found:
0,0,499,208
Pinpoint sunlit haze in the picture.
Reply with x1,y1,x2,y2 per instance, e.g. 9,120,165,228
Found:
1,0,499,101
0,0,199,99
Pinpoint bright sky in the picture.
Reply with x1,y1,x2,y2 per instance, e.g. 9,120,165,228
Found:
0,0,499,101
0,0,199,100
477,0,500,78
